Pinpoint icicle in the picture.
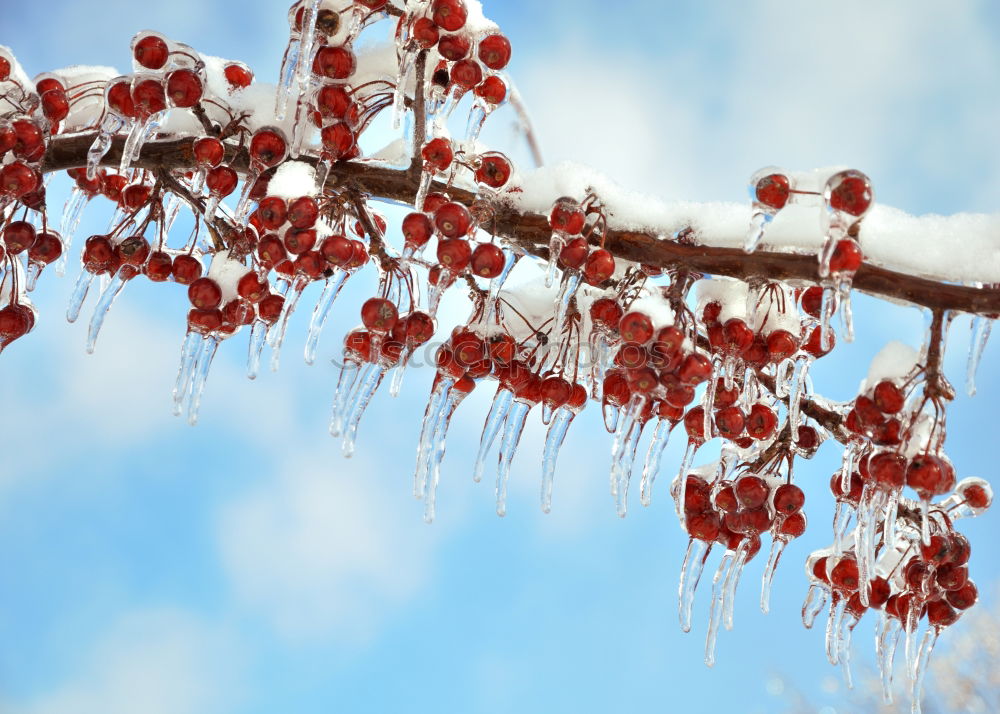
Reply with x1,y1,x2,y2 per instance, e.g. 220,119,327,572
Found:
294,0,322,86
704,552,734,667
760,536,788,614
160,192,184,237
171,331,203,416
328,359,363,437
56,188,89,277
246,320,269,380
802,584,828,629
610,394,642,511
839,441,859,498
825,595,846,665
878,611,901,705
412,170,434,221
423,390,464,524
640,418,674,507
481,248,518,325
464,101,494,145
496,400,531,517
473,387,513,483
391,47,419,130
919,497,931,546
267,282,306,372
340,364,385,458
904,599,920,675
679,539,711,633
185,334,220,426
884,489,900,551
275,37,302,122
966,316,992,397
839,613,859,689
702,362,720,439
819,283,836,352
550,271,582,348
787,354,810,437
722,540,749,631
774,357,795,399
85,270,128,354
426,268,454,318
839,279,855,343
24,262,43,292
66,270,95,323
413,377,454,498
119,110,165,173
544,231,565,289
304,271,348,365
541,407,574,514
910,627,939,714
832,500,854,555
86,114,124,180
743,210,772,253
673,439,701,524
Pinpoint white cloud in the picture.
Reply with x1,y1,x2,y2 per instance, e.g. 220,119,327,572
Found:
509,0,1000,213
215,449,446,641
6,609,245,714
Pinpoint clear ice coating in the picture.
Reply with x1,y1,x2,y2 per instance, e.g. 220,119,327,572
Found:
496,399,532,517
119,109,166,174
267,281,306,373
910,627,939,714
57,188,90,277
246,319,269,380
609,395,644,518
66,270,96,323
172,330,202,416
87,114,125,181
185,334,220,426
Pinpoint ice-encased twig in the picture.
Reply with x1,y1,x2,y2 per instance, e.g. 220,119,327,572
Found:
496,399,531,517
473,386,513,483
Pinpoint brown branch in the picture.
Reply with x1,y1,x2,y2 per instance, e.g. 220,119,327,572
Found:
41,131,1000,317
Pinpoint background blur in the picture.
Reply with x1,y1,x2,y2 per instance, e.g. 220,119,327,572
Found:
2,1,1000,713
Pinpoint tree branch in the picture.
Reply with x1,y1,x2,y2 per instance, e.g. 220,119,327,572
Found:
41,131,1000,316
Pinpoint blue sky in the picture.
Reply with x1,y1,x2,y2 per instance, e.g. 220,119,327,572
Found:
2,1,1000,713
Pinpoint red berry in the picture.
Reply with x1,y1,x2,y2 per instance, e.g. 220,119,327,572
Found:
3,221,37,255
829,174,872,217
166,69,203,108
478,33,512,70
27,232,62,265
745,404,777,440
313,45,356,80
549,199,585,234
830,557,860,591
206,166,238,197
475,153,512,188
766,330,798,362
436,238,472,272
320,122,356,159
829,239,863,274
873,380,905,414
677,353,712,386
470,242,505,278
258,294,285,324
926,599,959,627
249,128,287,169
132,78,167,117
475,75,507,105
773,483,804,514
0,162,39,198
193,137,225,168
735,475,769,509
438,33,471,61
188,277,222,310
287,196,319,229
224,63,253,90
558,237,589,270
583,249,615,285
714,406,745,439
422,138,454,172
432,0,468,32
133,34,169,70
946,581,978,610
867,452,906,490
755,173,790,210
906,453,954,498
411,17,439,48
434,202,471,238
619,312,654,344
779,511,807,538
450,59,483,90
